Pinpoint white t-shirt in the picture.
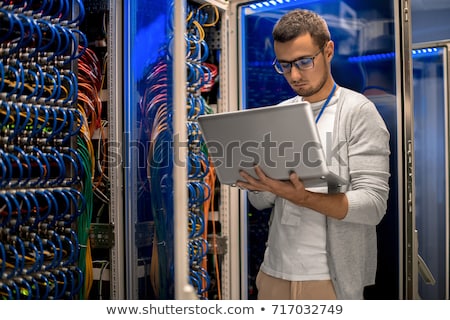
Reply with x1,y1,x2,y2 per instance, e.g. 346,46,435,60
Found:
260,88,339,281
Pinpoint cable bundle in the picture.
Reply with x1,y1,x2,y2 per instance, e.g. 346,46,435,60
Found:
185,2,220,299
0,0,91,300
138,46,174,298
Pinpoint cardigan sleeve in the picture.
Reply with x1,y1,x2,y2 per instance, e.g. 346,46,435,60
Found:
341,97,391,225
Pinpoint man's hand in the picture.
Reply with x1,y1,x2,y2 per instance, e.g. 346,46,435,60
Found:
236,165,348,220
236,165,309,206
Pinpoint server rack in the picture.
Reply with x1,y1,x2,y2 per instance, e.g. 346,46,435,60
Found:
231,0,412,299
412,41,450,299
0,0,92,299
0,0,421,300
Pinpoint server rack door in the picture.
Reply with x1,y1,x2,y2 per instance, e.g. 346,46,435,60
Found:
124,0,178,299
234,0,409,299
123,0,231,300
412,42,449,299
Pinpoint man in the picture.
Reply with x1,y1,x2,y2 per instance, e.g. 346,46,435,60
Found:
236,9,390,300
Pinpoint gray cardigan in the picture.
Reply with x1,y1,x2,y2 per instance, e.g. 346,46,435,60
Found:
248,87,391,299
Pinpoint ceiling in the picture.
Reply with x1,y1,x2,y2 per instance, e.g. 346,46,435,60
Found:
411,0,450,11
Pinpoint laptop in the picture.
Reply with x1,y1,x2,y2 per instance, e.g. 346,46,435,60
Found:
197,102,347,188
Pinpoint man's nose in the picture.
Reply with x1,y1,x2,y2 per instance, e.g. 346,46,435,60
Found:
288,65,303,81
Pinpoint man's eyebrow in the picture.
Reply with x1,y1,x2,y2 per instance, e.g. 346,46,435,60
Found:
276,54,312,63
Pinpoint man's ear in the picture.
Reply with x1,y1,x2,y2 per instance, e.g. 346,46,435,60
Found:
326,40,335,60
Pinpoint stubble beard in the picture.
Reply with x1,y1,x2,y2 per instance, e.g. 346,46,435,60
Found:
291,72,328,99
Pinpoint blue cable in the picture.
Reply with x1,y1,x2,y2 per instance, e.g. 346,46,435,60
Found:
199,39,209,62
69,229,80,261
60,235,75,267
31,0,48,15
24,238,40,274
48,0,62,19
5,192,21,230
58,0,70,24
13,146,32,186
48,189,63,226
31,63,44,98
47,108,67,141
14,190,31,225
61,74,74,105
34,189,52,224
69,188,86,219
46,150,65,186
62,153,80,185
67,109,83,140
0,242,5,276
8,102,21,140
70,266,83,295
64,267,75,298
25,69,40,100
64,0,84,25
61,189,79,224
28,104,40,140
24,190,40,226
44,107,58,142
0,100,11,131
8,280,20,299
0,282,13,300
45,271,59,299
32,147,50,186
36,19,56,53
52,189,69,222
31,233,45,270
37,274,50,300
6,243,20,279
16,13,35,48
67,147,84,181
50,232,63,267
15,61,26,96
42,189,58,227
0,60,4,92
30,105,49,140
27,17,42,58
6,153,24,187
24,191,39,225
0,150,12,188
7,12,25,54
50,147,67,184
4,65,20,97
53,270,67,299
0,154,6,187
26,276,40,299
17,278,33,300
66,70,78,103
12,235,26,274
61,108,75,144
44,69,60,102
69,29,87,61
42,238,58,270
52,24,69,59
15,103,32,139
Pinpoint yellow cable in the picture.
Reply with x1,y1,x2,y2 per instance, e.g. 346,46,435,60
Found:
198,3,220,27
84,238,94,298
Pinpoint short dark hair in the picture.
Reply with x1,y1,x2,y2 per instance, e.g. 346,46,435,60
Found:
272,9,331,48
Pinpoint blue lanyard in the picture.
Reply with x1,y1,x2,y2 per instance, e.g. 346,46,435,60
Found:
315,82,337,123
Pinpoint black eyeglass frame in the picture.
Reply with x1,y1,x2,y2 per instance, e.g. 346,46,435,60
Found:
272,43,327,75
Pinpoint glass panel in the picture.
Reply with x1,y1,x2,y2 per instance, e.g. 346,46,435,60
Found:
413,46,447,299
124,1,175,299
239,0,399,299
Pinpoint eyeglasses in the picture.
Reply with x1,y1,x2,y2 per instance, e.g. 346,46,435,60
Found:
272,44,326,75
